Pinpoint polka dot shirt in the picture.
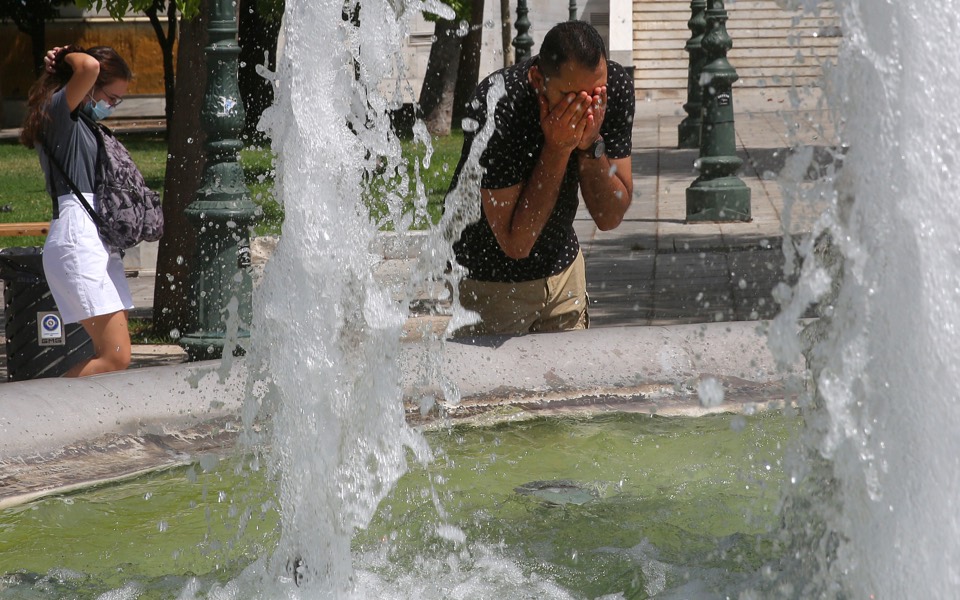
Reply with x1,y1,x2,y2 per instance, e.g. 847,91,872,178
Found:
451,56,635,283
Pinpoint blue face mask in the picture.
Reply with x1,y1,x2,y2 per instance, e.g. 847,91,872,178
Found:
84,99,114,121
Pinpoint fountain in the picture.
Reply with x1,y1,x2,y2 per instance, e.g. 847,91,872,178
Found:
1,0,957,597
767,1,960,596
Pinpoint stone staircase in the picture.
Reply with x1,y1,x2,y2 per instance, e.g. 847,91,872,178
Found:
632,0,841,99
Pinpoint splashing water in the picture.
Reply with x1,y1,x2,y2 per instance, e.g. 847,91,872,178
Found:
243,0,452,594
773,1,960,596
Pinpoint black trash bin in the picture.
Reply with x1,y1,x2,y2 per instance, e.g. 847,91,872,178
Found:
0,246,93,381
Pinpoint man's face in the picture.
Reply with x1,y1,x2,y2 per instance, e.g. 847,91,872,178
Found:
529,59,608,111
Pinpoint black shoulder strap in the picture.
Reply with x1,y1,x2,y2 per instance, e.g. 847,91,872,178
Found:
40,139,105,232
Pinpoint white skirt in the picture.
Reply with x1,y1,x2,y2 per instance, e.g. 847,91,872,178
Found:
42,193,134,324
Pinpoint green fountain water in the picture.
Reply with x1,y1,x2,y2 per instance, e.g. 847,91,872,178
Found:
0,412,794,598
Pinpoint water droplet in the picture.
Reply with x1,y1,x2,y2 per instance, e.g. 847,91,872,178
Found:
697,377,725,407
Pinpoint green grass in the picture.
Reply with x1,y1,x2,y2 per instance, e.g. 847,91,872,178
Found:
0,139,52,248
118,132,169,192
363,132,465,230
239,144,283,236
240,132,464,235
1,130,465,247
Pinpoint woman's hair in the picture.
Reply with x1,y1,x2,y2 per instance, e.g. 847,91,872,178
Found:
538,21,607,77
19,46,132,148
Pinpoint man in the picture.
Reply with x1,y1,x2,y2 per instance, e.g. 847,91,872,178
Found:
448,20,635,336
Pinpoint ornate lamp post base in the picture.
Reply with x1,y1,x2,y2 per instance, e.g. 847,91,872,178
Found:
181,330,249,362
178,213,253,361
686,173,751,221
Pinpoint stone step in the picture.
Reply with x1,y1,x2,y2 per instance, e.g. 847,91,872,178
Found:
637,55,837,71
636,36,841,52
632,0,841,91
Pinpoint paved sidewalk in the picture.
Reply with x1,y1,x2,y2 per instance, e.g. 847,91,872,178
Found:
0,87,836,379
583,87,835,327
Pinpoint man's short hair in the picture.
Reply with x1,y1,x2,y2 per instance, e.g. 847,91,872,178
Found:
538,21,607,77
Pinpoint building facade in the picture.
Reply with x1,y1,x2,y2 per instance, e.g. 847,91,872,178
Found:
1,1,840,127
0,6,168,127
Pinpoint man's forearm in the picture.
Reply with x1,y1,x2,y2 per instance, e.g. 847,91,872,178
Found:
578,155,631,230
498,144,572,258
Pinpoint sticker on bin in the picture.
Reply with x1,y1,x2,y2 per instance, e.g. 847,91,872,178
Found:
38,311,65,346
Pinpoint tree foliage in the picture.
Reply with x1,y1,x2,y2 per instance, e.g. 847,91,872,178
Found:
0,0,69,29
78,0,281,21
424,0,470,22
76,0,200,19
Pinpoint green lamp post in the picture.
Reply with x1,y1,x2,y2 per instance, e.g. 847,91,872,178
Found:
678,0,707,149
513,0,534,62
179,0,258,361
685,0,751,222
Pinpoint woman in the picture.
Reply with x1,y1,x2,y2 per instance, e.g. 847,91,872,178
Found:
19,46,134,376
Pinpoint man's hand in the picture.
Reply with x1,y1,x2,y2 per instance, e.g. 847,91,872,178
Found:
538,91,592,154
577,85,607,151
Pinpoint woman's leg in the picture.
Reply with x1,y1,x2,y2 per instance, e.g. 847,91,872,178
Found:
65,310,132,377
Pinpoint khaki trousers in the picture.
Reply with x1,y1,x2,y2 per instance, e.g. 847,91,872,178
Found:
455,251,589,336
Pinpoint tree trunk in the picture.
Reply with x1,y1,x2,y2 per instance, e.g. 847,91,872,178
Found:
238,0,282,144
500,0,513,68
451,0,485,130
144,0,178,129
29,17,46,76
417,19,462,136
152,0,209,338
161,3,178,126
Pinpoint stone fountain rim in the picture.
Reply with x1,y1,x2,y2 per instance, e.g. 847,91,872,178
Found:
0,320,807,509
